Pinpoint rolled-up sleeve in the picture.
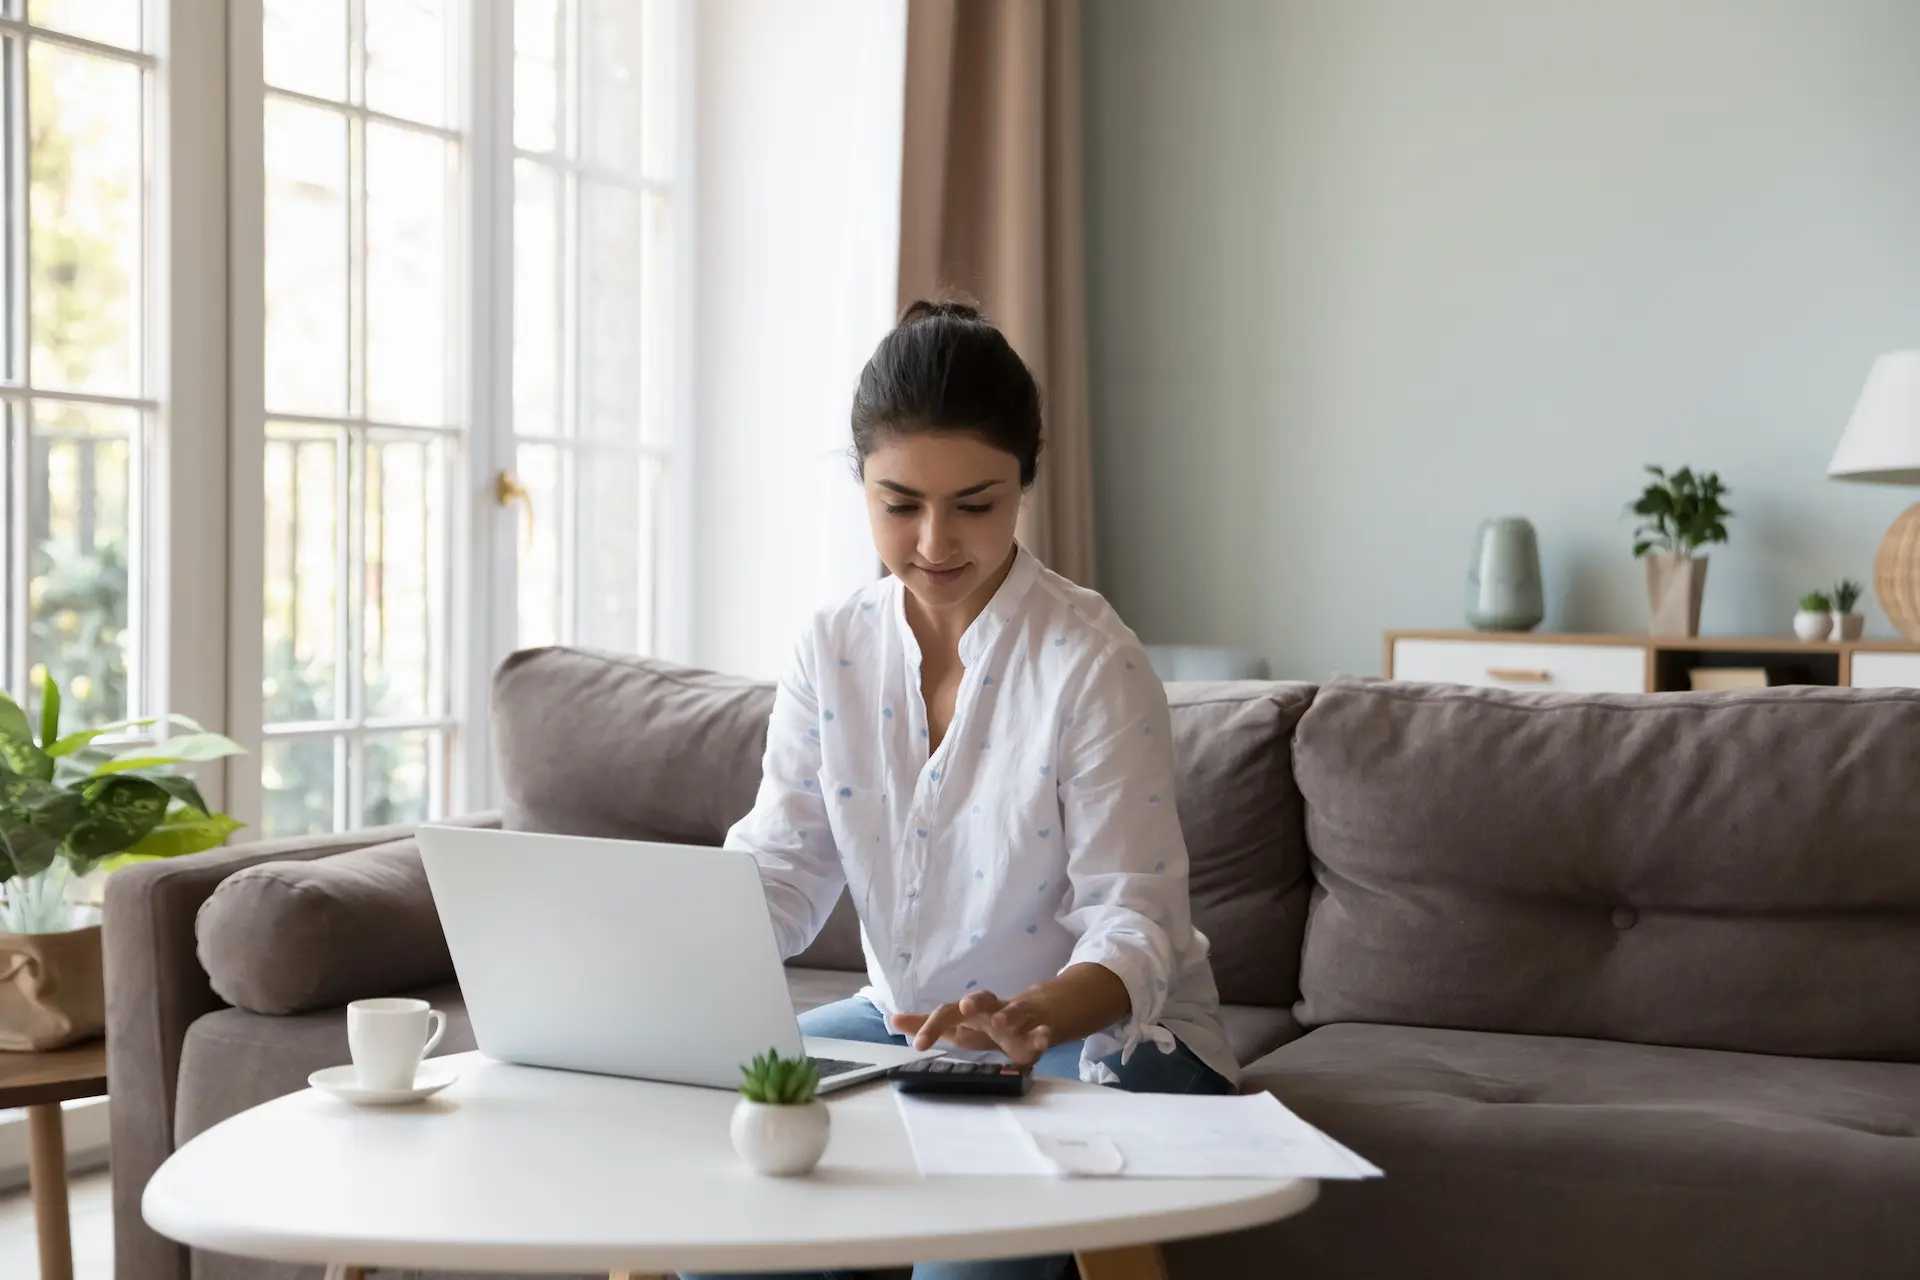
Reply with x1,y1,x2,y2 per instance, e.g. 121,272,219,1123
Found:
1055,646,1190,1060
724,637,845,959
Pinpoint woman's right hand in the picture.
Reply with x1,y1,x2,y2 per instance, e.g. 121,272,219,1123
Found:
890,990,1055,1065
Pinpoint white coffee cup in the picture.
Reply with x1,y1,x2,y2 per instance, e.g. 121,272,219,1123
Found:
347,998,446,1091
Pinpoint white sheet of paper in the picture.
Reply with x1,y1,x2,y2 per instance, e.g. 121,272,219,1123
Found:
1011,1092,1382,1180
894,1093,1053,1176
894,1086,1382,1180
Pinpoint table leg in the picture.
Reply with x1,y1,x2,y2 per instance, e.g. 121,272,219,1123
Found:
321,1267,367,1280
1075,1245,1168,1280
27,1103,73,1280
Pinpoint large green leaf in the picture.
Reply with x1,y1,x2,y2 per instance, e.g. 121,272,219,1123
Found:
0,819,58,879
62,775,172,873
38,672,59,751
110,811,242,864
145,773,211,817
0,694,53,781
92,732,245,777
46,712,208,759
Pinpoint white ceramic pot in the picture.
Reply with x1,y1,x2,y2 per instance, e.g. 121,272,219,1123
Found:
730,1098,829,1176
1793,610,1831,642
1832,612,1865,642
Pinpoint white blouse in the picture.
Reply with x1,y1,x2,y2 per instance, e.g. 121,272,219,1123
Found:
726,546,1237,1086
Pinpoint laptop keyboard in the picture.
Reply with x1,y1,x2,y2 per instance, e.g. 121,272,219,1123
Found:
807,1055,872,1078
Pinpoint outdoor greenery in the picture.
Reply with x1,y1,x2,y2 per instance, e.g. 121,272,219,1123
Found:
738,1049,822,1106
0,671,244,932
1629,466,1733,560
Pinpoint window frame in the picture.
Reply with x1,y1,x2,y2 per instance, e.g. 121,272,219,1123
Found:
226,1,694,834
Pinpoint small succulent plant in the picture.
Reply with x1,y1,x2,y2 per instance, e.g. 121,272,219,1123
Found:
1832,579,1864,614
1799,592,1832,613
739,1049,821,1105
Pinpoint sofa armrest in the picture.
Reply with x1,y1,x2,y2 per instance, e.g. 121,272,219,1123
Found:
103,815,496,1280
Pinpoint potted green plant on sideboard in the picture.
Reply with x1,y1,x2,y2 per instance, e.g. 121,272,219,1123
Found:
1795,592,1835,642
1630,465,1732,637
1831,579,1866,641
0,671,244,1050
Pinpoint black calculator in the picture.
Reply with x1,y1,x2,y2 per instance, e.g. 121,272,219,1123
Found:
891,1057,1034,1097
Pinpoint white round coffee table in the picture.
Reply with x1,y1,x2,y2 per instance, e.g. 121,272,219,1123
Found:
144,1051,1317,1279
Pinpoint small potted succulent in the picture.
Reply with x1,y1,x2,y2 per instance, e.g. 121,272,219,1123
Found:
1831,579,1865,641
1794,592,1834,642
731,1049,829,1176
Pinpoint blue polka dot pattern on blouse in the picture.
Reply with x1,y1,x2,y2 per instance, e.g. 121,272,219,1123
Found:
1153,860,1165,873
838,658,852,667
1037,827,1050,838
838,786,853,798
1025,923,1038,934
883,706,893,719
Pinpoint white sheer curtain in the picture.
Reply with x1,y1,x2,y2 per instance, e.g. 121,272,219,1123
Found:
691,0,907,678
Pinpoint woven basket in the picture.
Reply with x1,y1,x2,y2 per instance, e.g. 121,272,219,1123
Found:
1872,503,1920,643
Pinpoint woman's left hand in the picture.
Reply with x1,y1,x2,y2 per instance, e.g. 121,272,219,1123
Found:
890,990,1054,1064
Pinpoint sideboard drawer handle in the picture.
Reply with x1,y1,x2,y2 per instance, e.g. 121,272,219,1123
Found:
1487,667,1552,683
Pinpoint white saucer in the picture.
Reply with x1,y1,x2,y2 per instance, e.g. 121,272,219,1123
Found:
309,1061,459,1107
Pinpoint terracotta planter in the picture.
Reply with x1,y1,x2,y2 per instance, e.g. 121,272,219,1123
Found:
1644,553,1708,637
0,924,104,1051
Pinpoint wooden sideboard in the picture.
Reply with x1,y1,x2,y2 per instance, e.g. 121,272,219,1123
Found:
1384,630,1920,694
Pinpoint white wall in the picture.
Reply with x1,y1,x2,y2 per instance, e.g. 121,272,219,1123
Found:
690,0,905,678
1084,0,1920,681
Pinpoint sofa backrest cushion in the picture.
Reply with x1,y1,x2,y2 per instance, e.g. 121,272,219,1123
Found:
1293,677,1920,1060
494,649,1314,1004
1165,681,1316,1007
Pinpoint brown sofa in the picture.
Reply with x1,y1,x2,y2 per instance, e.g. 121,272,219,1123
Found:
105,649,1920,1280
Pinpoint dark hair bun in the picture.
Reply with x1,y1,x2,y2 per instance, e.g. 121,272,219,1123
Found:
899,297,984,325
852,296,1043,487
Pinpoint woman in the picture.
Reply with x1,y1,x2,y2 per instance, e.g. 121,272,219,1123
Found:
713,301,1235,1280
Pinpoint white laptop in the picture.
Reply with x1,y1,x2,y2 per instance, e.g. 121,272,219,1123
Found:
416,825,933,1093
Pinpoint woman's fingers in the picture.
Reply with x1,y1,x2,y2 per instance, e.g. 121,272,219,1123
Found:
911,1001,967,1051
889,1012,928,1037
986,1008,1053,1064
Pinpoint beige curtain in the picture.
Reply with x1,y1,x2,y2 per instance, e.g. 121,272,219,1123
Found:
898,0,1097,586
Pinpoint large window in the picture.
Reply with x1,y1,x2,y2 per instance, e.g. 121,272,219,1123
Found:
239,1,683,838
509,0,674,655
256,0,458,837
0,2,153,732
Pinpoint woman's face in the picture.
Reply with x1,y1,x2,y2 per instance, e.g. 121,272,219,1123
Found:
863,430,1023,613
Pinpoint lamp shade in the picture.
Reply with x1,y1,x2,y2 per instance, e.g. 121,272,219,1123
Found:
1830,350,1920,484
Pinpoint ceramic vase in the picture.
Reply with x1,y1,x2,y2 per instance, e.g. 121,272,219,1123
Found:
1831,612,1865,641
1793,610,1832,642
1644,554,1707,637
731,1099,829,1176
1466,517,1545,632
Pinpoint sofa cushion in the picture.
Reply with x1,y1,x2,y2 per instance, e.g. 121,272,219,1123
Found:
495,650,1316,1004
1165,681,1315,1007
1179,1023,1920,1280
1293,678,1920,1059
198,835,462,1016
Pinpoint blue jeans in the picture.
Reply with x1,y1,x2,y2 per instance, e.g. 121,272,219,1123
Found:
683,997,1233,1280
